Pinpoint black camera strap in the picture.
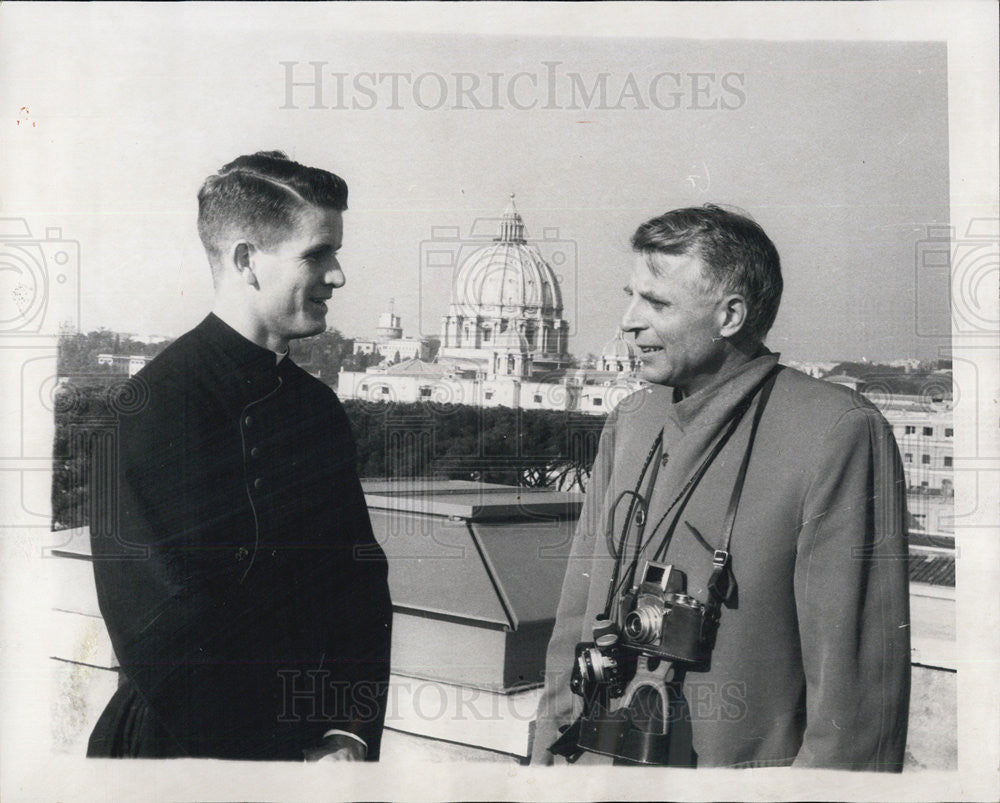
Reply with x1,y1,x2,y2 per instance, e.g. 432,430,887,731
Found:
642,365,780,597
601,431,664,619
706,365,780,608
646,398,753,562
604,365,780,622
645,366,780,562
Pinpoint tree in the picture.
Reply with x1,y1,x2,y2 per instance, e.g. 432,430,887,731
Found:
57,328,172,375
51,382,119,530
340,350,382,373
289,329,354,379
342,400,603,489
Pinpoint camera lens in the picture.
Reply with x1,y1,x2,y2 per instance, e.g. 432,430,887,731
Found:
624,606,660,643
583,646,610,683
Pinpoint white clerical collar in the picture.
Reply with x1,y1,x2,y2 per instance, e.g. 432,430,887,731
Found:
275,349,289,365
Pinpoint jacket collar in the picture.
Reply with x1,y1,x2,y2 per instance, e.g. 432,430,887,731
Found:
198,313,280,368
663,350,781,439
191,313,289,405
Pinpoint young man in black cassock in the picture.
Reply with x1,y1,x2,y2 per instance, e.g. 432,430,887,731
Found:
88,151,392,762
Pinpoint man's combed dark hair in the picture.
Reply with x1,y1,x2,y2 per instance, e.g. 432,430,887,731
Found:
631,204,783,342
197,150,348,267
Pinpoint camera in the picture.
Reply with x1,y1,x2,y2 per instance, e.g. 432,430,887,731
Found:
570,619,631,702
560,561,718,764
567,562,717,708
620,560,718,665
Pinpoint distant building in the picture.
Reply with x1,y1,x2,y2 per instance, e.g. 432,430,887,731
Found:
96,353,150,376
818,370,954,534
352,306,428,364
878,400,953,535
124,333,172,346
599,330,641,374
338,198,643,413
437,196,571,374
885,408,954,492
784,360,838,379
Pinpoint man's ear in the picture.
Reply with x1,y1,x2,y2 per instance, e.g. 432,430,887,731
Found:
231,241,258,288
717,294,748,339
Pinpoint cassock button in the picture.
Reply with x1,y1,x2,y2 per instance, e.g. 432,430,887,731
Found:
250,446,260,458
244,415,253,427
253,477,264,489
235,546,249,561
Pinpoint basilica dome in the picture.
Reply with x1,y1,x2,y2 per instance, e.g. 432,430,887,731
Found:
449,197,563,317
439,196,571,373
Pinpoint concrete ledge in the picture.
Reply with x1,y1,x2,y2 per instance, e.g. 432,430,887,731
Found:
910,581,956,600
384,675,541,757
911,638,958,672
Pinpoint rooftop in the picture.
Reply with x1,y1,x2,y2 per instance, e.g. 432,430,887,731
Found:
909,552,955,587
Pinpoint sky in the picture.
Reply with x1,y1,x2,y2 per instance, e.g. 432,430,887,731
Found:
3,9,952,363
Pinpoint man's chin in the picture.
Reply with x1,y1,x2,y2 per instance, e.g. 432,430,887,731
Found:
289,321,327,341
639,367,671,387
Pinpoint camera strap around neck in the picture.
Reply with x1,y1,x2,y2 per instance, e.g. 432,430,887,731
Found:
606,364,781,621
646,365,780,561
704,365,780,609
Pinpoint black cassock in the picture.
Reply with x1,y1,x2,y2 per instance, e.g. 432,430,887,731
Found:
88,313,392,760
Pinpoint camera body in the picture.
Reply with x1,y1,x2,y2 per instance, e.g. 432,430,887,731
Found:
569,561,718,705
621,560,717,664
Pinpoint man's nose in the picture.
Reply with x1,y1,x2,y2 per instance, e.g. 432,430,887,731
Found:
325,261,346,288
620,298,644,333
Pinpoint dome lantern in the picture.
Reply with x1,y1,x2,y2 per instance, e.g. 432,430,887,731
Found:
496,194,526,244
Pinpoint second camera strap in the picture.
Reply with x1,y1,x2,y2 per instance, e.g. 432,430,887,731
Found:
706,365,780,608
